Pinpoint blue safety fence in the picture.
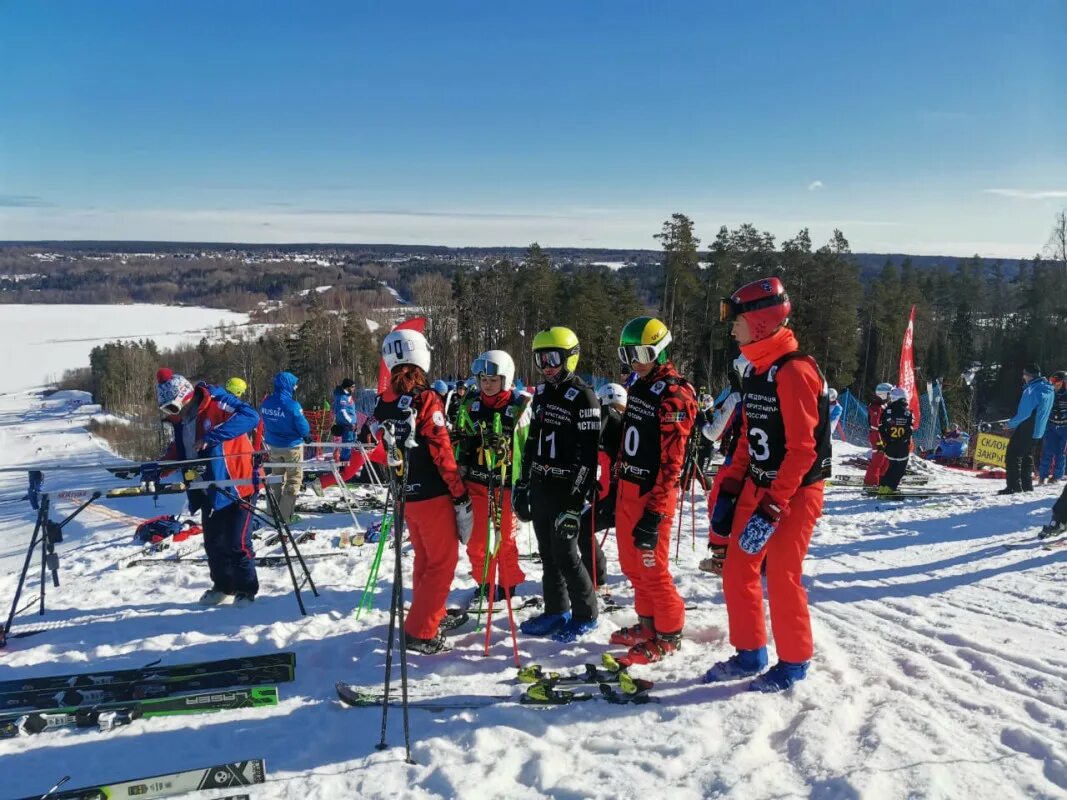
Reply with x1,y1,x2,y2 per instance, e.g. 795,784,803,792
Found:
839,386,949,453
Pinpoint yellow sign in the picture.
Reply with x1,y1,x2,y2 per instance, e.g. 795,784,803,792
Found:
974,432,1009,469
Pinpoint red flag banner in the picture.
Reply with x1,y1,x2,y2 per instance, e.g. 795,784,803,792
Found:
897,305,921,430
377,317,428,394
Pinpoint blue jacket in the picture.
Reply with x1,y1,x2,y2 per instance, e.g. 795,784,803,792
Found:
829,402,843,431
260,372,311,448
332,386,358,427
1007,377,1055,439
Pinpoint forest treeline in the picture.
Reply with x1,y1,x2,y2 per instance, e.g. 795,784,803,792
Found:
40,209,1067,460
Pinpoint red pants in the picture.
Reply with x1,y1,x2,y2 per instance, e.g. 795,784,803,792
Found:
402,494,460,640
464,482,525,588
723,480,823,662
864,450,888,486
614,480,685,634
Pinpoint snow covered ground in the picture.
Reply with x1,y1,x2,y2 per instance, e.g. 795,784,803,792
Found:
0,304,249,393
1,389,1065,799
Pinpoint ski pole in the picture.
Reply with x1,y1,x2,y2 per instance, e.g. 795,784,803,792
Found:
673,485,685,563
690,481,697,551
500,562,521,667
357,483,393,618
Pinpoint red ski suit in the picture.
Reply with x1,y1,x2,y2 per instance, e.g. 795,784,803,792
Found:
374,387,466,640
614,363,697,635
864,399,889,486
713,327,825,663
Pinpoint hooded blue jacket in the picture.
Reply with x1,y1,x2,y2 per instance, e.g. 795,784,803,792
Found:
260,372,311,448
1007,377,1055,439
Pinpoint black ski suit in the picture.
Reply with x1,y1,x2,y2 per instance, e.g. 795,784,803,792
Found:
522,374,600,622
878,400,913,490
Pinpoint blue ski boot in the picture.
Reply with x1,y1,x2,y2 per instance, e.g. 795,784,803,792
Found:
702,647,768,683
520,611,571,637
551,617,598,643
748,660,809,692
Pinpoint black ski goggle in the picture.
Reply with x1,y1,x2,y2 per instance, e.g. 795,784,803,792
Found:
719,293,787,323
617,344,658,366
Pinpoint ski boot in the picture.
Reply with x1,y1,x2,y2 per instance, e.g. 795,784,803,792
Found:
1039,520,1067,539
439,610,470,633
609,615,654,647
703,647,768,683
198,588,233,606
404,632,452,655
233,592,256,609
616,632,682,667
698,544,727,575
520,611,571,637
748,660,809,692
551,617,598,644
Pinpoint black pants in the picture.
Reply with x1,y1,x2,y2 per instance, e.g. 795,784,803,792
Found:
1006,416,1036,493
530,480,597,622
578,489,614,587
1053,482,1067,524
880,454,909,490
203,500,259,596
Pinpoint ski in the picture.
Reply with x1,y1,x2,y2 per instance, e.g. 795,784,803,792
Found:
1,686,278,738
521,682,656,706
861,488,970,500
261,527,317,549
0,663,294,712
832,475,928,487
0,652,295,696
121,536,204,568
336,681,507,711
15,759,266,800
452,594,544,617
125,552,342,568
1042,537,1067,551
517,661,652,694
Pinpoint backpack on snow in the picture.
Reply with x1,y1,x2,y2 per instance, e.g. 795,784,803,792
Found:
133,515,203,545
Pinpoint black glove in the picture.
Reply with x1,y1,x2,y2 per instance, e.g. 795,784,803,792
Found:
554,509,581,539
512,481,532,522
633,510,664,551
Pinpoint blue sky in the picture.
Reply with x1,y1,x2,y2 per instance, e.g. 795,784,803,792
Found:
1,1,1065,256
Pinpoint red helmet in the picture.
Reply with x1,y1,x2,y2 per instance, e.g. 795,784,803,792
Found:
721,277,791,340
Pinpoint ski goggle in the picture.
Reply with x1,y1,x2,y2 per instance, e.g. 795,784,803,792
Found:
719,294,785,323
472,357,505,377
617,344,658,366
533,349,564,370
159,400,184,416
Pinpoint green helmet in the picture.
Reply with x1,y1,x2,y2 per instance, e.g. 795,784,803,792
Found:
532,326,580,374
618,316,672,366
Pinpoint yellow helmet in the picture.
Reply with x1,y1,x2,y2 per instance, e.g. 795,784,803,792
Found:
224,377,248,397
532,326,580,374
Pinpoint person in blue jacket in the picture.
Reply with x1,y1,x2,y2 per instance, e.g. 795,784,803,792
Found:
1000,364,1055,495
828,388,843,440
331,378,358,461
260,371,312,521
1038,371,1067,484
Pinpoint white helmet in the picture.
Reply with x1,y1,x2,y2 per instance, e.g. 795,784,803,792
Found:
875,382,894,400
597,382,628,407
889,386,908,404
733,354,751,378
381,329,431,373
828,388,838,403
471,349,515,391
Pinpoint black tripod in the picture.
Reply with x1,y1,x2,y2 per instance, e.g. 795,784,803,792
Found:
2,489,99,647
376,419,415,764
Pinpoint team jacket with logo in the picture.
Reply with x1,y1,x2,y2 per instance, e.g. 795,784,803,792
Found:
372,387,465,502
522,374,600,506
878,400,914,460
454,389,531,487
719,348,831,506
616,363,698,515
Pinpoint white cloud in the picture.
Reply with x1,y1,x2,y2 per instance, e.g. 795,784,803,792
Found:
808,180,825,192
983,188,1067,200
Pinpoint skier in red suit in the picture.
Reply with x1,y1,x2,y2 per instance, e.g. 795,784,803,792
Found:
703,277,832,692
372,328,473,655
609,316,698,666
863,383,893,486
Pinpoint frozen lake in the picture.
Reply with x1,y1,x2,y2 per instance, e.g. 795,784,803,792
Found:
0,303,249,393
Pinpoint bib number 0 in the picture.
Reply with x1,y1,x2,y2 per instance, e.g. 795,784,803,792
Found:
748,427,771,461
624,426,640,457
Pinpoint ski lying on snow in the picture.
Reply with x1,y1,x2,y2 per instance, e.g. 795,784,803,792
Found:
517,657,652,694
15,759,266,800
336,679,656,710
0,686,279,738
0,663,294,712
0,652,294,696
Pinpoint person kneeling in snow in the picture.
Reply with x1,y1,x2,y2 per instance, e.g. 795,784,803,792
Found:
704,277,831,692
156,369,261,608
